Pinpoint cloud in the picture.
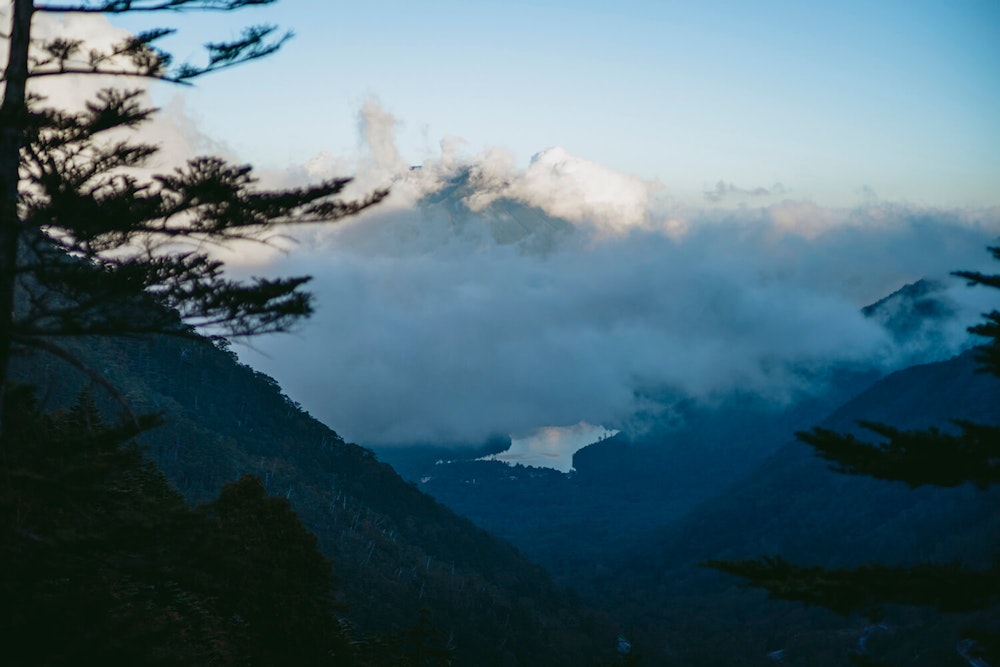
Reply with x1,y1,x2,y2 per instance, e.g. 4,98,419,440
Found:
357,97,409,178
0,9,236,173
324,104,660,237
9,40,996,452
232,108,1000,447
0,10,132,109
463,147,655,234
11,8,996,453
704,180,787,203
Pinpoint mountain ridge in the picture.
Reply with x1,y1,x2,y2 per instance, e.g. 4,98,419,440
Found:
10,332,618,666
591,347,1000,665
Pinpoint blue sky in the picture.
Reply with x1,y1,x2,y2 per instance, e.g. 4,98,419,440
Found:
111,0,1000,207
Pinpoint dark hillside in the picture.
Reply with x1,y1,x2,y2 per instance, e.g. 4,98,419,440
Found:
593,349,1000,665
398,365,880,584
11,334,617,667
380,277,972,592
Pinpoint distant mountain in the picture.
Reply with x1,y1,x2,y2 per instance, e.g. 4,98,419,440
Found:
861,277,978,367
861,278,954,334
419,165,574,254
10,333,617,667
621,349,998,571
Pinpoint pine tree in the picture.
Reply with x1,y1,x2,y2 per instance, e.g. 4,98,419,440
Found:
0,6,388,661
704,247,1000,661
0,1,386,431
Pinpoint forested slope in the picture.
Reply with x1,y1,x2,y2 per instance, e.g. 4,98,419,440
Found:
591,349,999,666
10,332,617,666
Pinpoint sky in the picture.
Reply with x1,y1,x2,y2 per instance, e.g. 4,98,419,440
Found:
11,2,1000,465
105,0,1000,208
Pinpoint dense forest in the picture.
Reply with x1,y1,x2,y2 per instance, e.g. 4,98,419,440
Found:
6,329,620,666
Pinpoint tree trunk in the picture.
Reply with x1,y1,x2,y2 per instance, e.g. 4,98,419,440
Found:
0,0,33,430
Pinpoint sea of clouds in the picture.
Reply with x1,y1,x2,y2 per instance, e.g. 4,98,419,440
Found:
231,102,1000,447
9,9,999,450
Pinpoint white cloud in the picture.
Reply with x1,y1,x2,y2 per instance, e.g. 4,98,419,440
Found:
355,97,409,183
226,102,1000,447
237,133,1000,445
0,9,234,173
464,146,655,234
19,26,992,452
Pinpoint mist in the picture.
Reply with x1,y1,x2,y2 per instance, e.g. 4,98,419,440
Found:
13,13,997,452
231,105,1000,448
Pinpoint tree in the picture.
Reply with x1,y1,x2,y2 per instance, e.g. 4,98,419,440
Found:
202,475,355,664
704,247,1000,661
0,0,386,430
0,6,387,662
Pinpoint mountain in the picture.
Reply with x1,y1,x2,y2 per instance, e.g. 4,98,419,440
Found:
373,277,974,586
9,333,618,667
368,276,997,664
10,215,991,664
862,278,955,338
385,376,879,584
419,164,575,253
592,348,1000,666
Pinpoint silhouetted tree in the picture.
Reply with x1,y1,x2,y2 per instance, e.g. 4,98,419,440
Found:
0,3,382,662
705,246,1000,661
0,0,386,430
202,474,353,665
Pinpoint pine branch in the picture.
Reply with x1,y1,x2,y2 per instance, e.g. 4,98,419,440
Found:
797,420,1000,489
8,21,290,84
23,69,189,85
953,246,1000,376
36,1,278,14
953,247,1000,291
704,556,1000,615
12,246,315,339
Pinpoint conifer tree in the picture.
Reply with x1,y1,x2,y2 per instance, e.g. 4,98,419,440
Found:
0,1,385,431
0,6,387,661
705,246,1000,660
